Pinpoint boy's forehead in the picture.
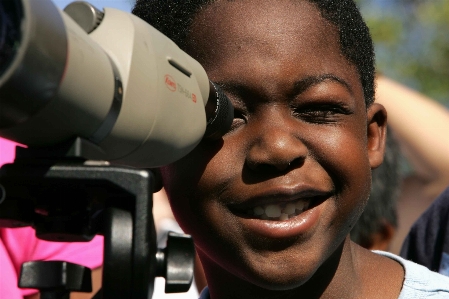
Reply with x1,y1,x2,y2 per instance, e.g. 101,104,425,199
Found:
189,0,340,67
198,0,322,31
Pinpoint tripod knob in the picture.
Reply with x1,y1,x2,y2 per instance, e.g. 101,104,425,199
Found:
19,261,92,299
156,231,195,293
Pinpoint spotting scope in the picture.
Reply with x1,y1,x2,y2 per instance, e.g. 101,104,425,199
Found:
0,0,233,167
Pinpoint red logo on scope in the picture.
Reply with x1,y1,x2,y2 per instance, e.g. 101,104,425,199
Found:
192,93,197,103
164,75,177,91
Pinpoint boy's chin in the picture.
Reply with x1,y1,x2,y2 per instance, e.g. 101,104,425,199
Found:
230,251,331,292
243,268,316,291
221,238,345,293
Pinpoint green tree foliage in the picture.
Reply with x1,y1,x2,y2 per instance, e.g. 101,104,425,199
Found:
356,0,449,105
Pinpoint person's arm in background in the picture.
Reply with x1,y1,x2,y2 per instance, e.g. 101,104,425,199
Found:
0,225,104,299
24,268,102,299
375,76,449,254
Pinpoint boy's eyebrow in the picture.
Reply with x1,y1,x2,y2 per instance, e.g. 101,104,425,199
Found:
292,74,353,96
214,74,353,107
217,74,353,98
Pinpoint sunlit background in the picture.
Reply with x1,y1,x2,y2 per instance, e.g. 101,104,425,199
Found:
356,0,449,107
53,0,133,12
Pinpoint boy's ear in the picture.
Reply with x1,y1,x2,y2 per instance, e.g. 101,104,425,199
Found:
366,103,387,169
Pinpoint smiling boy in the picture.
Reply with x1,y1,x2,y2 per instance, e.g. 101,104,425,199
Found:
133,1,449,298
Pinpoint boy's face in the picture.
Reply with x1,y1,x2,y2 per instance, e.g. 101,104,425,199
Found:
161,0,386,290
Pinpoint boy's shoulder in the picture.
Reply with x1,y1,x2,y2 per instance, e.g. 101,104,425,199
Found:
198,287,210,299
375,251,449,299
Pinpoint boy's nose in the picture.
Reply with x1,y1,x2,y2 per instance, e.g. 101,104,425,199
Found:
245,113,308,173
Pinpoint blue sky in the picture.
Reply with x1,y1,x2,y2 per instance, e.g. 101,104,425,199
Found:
53,0,133,12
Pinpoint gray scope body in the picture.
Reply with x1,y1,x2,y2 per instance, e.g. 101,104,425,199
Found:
0,0,233,168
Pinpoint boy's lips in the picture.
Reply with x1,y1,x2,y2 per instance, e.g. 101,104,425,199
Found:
227,188,333,239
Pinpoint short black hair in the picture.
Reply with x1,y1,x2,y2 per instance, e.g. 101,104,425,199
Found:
132,0,375,106
350,128,401,247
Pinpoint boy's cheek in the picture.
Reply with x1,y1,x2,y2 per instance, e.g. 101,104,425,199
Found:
306,122,372,198
160,139,224,191
158,145,224,232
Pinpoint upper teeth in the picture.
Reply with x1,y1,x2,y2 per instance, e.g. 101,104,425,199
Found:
247,200,310,221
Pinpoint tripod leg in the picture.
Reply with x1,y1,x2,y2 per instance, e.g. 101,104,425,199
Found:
102,207,133,299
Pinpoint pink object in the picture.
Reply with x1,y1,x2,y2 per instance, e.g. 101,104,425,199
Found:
0,138,18,166
0,138,104,298
0,228,104,298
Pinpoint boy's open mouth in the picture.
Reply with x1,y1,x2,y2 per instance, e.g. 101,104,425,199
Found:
231,195,327,221
246,199,311,221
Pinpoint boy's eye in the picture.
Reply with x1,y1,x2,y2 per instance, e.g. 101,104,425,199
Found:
228,108,247,133
292,103,352,124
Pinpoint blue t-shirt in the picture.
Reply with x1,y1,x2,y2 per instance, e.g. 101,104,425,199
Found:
378,251,449,298
198,251,449,299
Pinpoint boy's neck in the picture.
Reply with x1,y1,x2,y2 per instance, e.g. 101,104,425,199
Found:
199,238,404,299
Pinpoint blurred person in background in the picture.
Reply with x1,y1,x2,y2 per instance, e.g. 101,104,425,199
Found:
375,76,449,254
350,125,401,251
350,75,449,253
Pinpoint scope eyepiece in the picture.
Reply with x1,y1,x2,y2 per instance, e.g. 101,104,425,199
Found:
204,81,234,140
